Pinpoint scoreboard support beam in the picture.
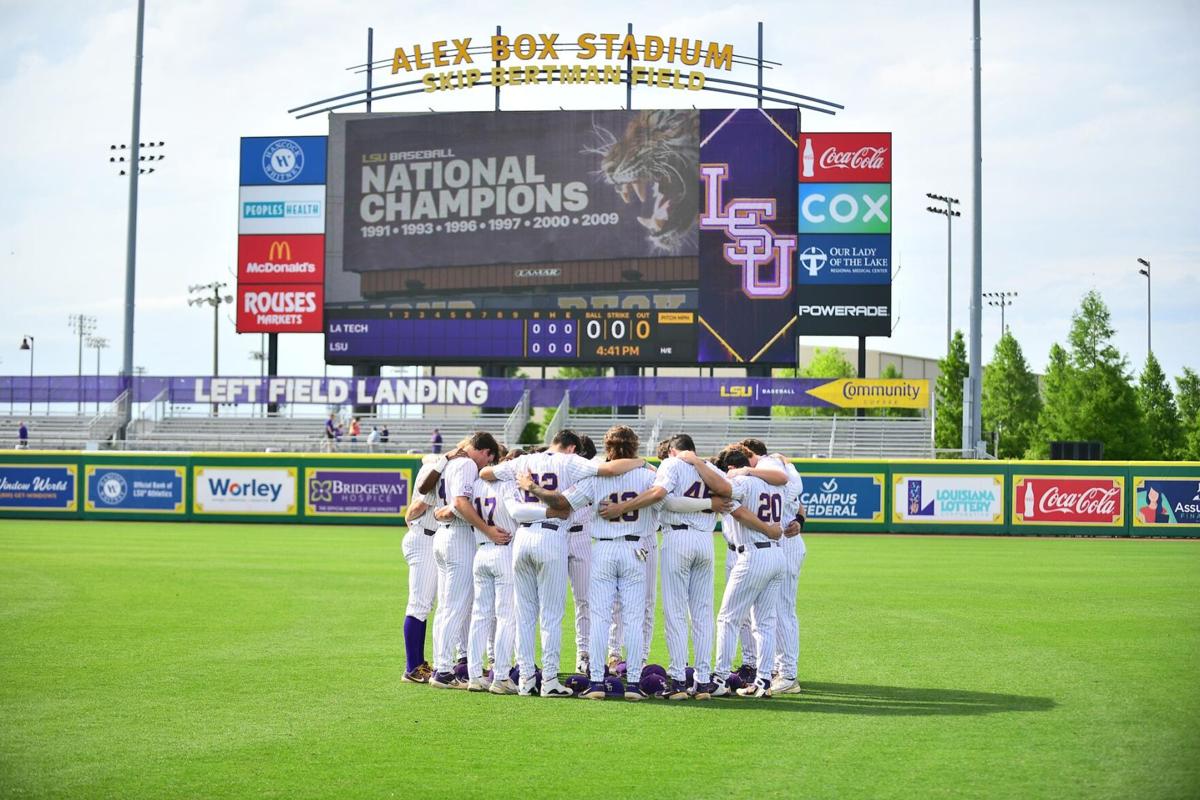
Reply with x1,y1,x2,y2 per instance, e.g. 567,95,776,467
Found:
352,362,381,415
613,365,639,416
746,364,771,418
856,336,867,419
267,333,279,416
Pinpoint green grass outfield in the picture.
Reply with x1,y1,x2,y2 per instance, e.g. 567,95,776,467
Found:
1,521,1197,799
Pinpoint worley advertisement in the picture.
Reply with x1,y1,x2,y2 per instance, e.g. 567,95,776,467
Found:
342,109,700,270
893,474,1004,525
797,474,884,522
193,467,297,515
305,468,411,517
0,464,77,511
1132,477,1200,527
85,466,185,514
1012,475,1124,527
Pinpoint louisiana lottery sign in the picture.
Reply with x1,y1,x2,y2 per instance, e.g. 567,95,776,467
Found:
305,468,411,517
1132,477,1200,528
0,464,77,511
85,466,185,514
193,467,297,515
1012,475,1123,527
893,474,1003,525
797,474,884,522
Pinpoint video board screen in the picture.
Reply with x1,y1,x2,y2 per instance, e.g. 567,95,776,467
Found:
324,108,799,366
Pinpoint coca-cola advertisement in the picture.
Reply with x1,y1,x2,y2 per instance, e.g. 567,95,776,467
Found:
798,132,891,183
1013,476,1124,527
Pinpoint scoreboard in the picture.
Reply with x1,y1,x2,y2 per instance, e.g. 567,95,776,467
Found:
325,308,696,364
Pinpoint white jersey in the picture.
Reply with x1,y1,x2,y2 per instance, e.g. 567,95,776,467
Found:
437,457,479,529
408,463,440,532
654,457,724,532
782,461,804,522
727,474,786,547
564,468,660,539
470,477,518,544
490,450,600,519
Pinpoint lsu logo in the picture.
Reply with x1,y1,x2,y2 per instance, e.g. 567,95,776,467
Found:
700,164,796,299
719,385,754,398
268,240,293,261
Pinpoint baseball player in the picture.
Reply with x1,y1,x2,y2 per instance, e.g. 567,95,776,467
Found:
428,433,504,689
600,434,731,700
400,454,444,683
483,430,644,697
522,425,660,701
566,435,597,674
707,446,788,699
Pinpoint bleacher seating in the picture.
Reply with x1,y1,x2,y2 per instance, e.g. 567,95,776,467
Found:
0,415,98,450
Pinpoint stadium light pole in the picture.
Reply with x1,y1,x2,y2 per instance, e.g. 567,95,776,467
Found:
925,194,961,355
251,346,266,417
982,291,1017,340
19,335,34,416
965,0,985,459
188,282,234,378
88,336,109,416
1137,258,1151,356
68,314,97,415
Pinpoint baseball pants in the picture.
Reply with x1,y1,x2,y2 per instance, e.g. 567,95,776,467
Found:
772,535,807,679
724,543,757,669
566,530,591,666
401,527,437,621
608,532,657,661
714,545,785,679
512,525,569,681
431,525,475,674
660,528,715,684
468,542,515,680
588,540,647,684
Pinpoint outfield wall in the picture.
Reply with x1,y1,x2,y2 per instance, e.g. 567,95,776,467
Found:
0,451,1196,537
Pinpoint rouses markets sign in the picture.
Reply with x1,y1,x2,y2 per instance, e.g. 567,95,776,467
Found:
1012,475,1123,527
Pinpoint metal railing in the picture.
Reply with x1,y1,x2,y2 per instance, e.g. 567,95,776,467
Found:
543,391,569,446
502,390,530,449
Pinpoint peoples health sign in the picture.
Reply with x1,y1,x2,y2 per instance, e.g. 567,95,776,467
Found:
797,474,884,522
85,466,185,514
893,474,1004,525
194,467,297,515
305,468,412,517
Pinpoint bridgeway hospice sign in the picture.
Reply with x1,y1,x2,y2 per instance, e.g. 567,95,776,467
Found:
305,468,411,517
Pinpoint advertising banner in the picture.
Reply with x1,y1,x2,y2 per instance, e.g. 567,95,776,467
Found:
1012,475,1124,527
236,283,324,333
798,234,890,285
240,136,328,186
799,183,891,234
85,466,185,514
237,234,325,285
797,474,884,522
893,474,1004,525
1132,477,1200,527
697,107,798,364
0,464,77,511
342,110,700,271
799,132,891,183
305,468,411,517
796,285,892,336
805,379,928,409
238,185,326,235
193,467,297,515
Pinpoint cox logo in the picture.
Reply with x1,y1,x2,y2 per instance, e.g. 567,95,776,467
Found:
799,183,891,234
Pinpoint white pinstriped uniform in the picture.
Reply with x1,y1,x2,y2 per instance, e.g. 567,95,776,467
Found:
401,463,439,623
491,451,600,681
720,505,756,669
467,477,517,680
565,504,591,667
713,475,786,680
431,457,478,674
654,457,723,684
773,461,807,679
607,529,657,662
564,467,660,685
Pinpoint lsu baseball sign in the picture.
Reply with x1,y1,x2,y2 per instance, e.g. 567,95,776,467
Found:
893,474,1004,525
85,466,185,514
0,464,77,511
193,467,297,515
1012,475,1124,527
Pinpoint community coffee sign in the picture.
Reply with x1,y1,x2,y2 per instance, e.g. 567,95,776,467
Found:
391,32,736,94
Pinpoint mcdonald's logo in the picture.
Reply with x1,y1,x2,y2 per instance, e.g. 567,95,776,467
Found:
237,234,324,286
268,240,293,261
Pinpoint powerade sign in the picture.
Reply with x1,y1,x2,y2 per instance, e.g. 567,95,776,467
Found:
798,474,884,522
193,467,297,515
305,468,411,516
240,136,327,186
0,464,77,511
798,235,890,285
1133,477,1200,527
85,466,184,513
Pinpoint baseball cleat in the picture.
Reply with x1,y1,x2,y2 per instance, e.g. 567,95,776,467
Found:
518,676,538,696
709,677,731,697
402,662,432,684
489,677,519,695
606,654,622,673
661,678,690,701
466,678,490,692
771,677,803,695
581,681,607,700
693,682,716,701
540,679,574,698
736,664,757,684
576,657,590,675
624,685,648,701
737,678,773,699
429,671,466,690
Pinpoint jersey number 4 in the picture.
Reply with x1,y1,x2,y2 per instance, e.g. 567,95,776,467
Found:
683,481,714,514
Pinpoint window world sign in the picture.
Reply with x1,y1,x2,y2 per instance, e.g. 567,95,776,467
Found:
391,33,735,94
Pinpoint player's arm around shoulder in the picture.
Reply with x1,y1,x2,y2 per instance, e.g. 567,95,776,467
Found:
681,452,732,496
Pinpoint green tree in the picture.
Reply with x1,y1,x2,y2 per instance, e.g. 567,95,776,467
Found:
935,330,968,451
1029,344,1073,458
870,363,920,418
1136,352,1182,459
982,331,1042,458
1033,291,1145,459
791,347,857,418
1174,367,1200,460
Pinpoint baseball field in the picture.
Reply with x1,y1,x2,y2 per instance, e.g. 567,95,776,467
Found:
0,520,1197,799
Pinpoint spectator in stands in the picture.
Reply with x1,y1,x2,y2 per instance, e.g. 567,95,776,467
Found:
323,414,337,453
380,425,390,444
367,426,380,452
17,420,29,450
349,417,361,443
431,428,443,453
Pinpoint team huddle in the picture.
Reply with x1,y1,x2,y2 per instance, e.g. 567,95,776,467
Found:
400,425,807,701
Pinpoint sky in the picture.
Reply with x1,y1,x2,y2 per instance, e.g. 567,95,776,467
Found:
0,0,1197,386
